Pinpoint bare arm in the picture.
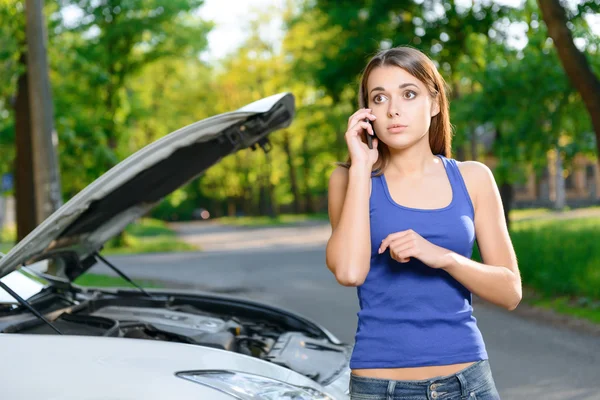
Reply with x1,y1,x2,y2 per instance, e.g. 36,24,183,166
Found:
325,108,379,286
325,166,372,286
442,162,522,310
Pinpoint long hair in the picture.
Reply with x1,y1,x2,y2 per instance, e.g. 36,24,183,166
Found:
338,46,453,175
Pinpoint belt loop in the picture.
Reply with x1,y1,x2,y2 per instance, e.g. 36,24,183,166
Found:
457,372,468,399
386,380,396,400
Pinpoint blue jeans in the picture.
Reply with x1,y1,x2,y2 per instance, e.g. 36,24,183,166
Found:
349,360,500,400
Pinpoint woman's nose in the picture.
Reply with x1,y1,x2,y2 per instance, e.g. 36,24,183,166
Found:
387,99,402,118
387,107,401,118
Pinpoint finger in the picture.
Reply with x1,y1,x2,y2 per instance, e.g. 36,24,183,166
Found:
379,230,413,252
348,109,370,125
391,242,414,256
378,242,389,254
372,137,379,150
347,121,374,137
348,109,376,129
392,248,413,263
349,108,373,121
380,237,411,254
351,117,375,135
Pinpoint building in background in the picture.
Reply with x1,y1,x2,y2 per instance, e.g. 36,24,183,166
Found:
485,152,599,209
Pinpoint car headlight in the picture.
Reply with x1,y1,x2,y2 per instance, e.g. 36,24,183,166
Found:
176,370,335,399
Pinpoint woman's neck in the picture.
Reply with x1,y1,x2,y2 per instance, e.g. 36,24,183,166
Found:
386,142,438,178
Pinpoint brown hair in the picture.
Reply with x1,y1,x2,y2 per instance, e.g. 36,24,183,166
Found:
338,46,452,175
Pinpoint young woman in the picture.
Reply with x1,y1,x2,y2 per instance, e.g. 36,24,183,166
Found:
326,46,521,400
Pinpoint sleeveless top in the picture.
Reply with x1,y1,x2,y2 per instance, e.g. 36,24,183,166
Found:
349,155,488,369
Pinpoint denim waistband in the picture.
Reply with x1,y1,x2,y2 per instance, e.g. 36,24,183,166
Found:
350,360,494,399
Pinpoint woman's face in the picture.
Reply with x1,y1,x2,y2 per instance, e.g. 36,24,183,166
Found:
366,66,440,151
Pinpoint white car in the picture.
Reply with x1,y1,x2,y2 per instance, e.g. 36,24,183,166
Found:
0,93,351,399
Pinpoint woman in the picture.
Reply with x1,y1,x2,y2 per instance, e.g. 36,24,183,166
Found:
325,46,521,400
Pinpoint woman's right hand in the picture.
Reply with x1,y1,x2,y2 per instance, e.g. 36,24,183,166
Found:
345,108,379,169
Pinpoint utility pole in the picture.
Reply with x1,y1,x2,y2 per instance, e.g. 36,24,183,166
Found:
25,0,62,224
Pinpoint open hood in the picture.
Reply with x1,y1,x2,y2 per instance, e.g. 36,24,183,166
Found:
0,93,295,281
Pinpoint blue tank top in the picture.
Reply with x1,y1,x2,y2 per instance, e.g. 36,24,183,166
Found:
349,155,488,369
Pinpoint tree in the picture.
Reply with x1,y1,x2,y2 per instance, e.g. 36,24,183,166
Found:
455,3,596,219
289,0,512,149
25,0,63,223
54,0,212,170
537,0,600,167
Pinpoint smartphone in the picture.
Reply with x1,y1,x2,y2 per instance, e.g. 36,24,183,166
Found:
364,118,375,149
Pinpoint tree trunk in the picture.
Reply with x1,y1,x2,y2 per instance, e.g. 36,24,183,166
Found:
301,136,314,213
537,0,600,168
265,151,276,218
14,60,38,241
499,182,514,231
554,149,566,210
470,127,478,161
26,0,63,223
282,131,301,213
227,199,236,217
455,145,467,162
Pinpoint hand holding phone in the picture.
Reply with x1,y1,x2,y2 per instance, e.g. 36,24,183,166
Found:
365,118,375,149
344,109,378,167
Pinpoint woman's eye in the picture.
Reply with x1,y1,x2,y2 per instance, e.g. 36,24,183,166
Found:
373,94,386,103
404,91,417,100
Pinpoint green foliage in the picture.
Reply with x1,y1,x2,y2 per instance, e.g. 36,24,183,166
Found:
0,0,24,178
73,273,163,288
0,0,598,222
49,0,213,196
217,213,329,227
104,218,198,254
528,296,600,325
472,211,600,323
511,217,600,299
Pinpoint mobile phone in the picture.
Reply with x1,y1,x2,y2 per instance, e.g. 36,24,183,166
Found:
364,118,375,149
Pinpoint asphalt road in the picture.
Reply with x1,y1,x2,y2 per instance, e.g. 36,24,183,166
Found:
91,221,600,400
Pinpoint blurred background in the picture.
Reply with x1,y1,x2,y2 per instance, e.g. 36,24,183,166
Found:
1,0,599,226
1,1,600,397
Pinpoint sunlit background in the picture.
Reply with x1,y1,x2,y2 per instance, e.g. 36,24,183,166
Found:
1,0,600,330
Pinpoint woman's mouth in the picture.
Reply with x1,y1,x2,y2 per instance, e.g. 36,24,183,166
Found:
387,124,408,133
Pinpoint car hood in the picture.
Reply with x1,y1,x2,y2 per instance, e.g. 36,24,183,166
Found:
0,334,346,399
0,93,295,281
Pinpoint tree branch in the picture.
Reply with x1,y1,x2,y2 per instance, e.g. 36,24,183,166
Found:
537,0,600,161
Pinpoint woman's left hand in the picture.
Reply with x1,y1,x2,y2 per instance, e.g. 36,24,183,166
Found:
378,229,453,269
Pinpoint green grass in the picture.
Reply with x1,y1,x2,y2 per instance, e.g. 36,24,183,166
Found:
510,208,555,220
510,206,600,221
73,273,163,288
217,213,329,227
0,223,15,254
473,215,600,325
511,217,600,299
0,243,11,254
527,296,600,324
102,218,198,255
0,218,197,256
124,218,175,237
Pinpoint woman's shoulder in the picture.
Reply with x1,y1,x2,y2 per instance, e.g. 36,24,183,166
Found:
329,165,349,184
455,160,495,183
329,164,379,184
438,155,494,184
454,160,498,208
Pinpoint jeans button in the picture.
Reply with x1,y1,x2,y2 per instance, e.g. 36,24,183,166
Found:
431,391,439,399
